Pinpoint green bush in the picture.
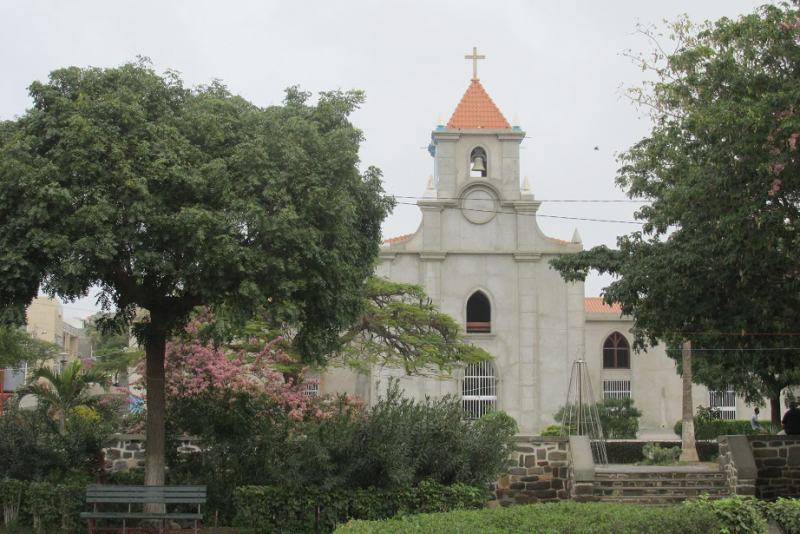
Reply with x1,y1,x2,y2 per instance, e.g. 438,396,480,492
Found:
764,498,800,534
333,501,721,534
685,495,767,534
540,425,562,436
554,397,642,439
167,379,517,526
642,442,681,465
233,481,488,533
605,440,719,463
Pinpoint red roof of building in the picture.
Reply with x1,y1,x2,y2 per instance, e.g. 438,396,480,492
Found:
585,297,623,314
384,233,413,244
446,80,511,130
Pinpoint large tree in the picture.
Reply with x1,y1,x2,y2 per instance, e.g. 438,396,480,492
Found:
0,60,392,487
551,4,800,429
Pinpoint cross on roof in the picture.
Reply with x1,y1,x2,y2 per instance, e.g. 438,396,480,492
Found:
465,47,485,81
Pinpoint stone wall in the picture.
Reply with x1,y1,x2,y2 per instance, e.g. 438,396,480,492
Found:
747,436,800,500
488,436,572,507
103,434,202,473
718,435,757,497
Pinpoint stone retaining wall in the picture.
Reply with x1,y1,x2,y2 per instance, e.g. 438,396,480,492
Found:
103,434,202,473
488,436,571,507
747,436,800,500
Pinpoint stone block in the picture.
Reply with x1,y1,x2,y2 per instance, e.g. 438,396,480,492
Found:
488,500,500,510
525,456,537,468
537,449,545,460
497,476,510,490
509,468,527,476
763,459,787,468
516,446,534,453
520,476,539,482
760,468,784,479
753,449,777,459
552,479,563,490
540,472,553,481
510,482,525,490
525,481,552,491
789,447,800,466
573,484,594,495
548,451,567,461
535,489,558,500
106,449,121,460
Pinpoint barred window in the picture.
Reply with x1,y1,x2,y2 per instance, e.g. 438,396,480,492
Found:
302,372,321,397
462,361,497,419
603,332,630,369
603,379,631,400
709,386,736,420
466,292,491,333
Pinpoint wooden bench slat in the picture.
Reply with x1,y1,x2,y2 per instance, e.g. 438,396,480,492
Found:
81,513,202,520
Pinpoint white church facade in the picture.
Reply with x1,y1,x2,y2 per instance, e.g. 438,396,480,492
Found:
322,58,756,437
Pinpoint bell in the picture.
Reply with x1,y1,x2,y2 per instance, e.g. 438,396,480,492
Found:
472,156,486,173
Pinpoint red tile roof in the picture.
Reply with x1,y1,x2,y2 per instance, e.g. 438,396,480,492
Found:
446,80,511,130
585,297,623,314
549,237,571,245
384,233,413,244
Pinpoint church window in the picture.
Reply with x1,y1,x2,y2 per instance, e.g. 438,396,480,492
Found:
603,332,630,369
708,385,736,420
466,292,491,333
470,147,487,178
603,379,631,399
462,361,497,419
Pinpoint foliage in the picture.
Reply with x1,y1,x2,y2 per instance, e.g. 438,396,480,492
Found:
685,495,767,534
0,479,24,528
333,276,492,375
233,481,487,534
333,501,721,534
0,404,110,484
16,360,109,435
84,317,140,386
0,59,392,485
554,397,642,439
549,4,800,426
540,425,563,436
0,327,60,369
674,405,761,440
763,497,800,534
605,440,719,464
0,479,86,534
641,442,681,465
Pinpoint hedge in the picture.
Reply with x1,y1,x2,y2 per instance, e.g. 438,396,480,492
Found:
334,501,723,534
335,497,800,534
674,419,759,440
605,440,719,463
233,481,487,533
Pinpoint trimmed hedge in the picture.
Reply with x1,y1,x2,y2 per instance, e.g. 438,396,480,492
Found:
335,497,791,534
674,419,759,440
333,501,722,534
233,481,487,534
606,440,719,463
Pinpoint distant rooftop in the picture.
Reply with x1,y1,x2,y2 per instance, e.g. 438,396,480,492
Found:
585,297,623,314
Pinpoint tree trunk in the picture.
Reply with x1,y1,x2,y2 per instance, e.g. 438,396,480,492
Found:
143,321,167,514
680,340,699,463
770,395,782,432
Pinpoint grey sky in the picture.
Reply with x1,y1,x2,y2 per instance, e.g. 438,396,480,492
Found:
0,0,770,319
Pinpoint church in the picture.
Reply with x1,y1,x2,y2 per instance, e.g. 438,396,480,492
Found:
321,51,756,437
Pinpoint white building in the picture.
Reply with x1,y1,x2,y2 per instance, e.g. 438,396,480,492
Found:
324,66,752,436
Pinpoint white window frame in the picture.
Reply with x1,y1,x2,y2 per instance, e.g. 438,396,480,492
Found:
603,379,631,400
462,361,497,419
709,385,736,420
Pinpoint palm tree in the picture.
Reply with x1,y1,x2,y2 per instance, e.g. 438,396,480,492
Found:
17,360,110,434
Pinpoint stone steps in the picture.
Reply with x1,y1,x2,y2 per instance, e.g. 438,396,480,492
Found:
594,466,731,505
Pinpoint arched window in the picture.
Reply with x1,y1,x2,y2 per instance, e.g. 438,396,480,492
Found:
462,361,497,419
466,292,491,333
603,332,630,369
470,147,487,178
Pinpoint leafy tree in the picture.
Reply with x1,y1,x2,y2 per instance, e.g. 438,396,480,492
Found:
0,59,392,486
16,360,110,434
551,5,800,438
84,317,141,387
0,326,61,369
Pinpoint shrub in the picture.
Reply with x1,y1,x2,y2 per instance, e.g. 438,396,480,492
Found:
764,498,800,534
233,481,488,534
540,425,562,436
554,397,641,439
605,440,719,463
333,501,721,534
642,442,681,465
685,495,767,534
674,419,757,440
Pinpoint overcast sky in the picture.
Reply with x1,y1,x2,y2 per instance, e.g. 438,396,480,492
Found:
1,0,771,320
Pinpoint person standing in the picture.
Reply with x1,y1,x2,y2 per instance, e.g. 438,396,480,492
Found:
751,406,760,432
782,401,800,435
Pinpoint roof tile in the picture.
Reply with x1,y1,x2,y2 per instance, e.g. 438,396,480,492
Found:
585,297,623,314
384,233,413,244
447,80,511,130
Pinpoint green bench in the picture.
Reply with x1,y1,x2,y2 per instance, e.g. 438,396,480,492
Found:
80,485,206,534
